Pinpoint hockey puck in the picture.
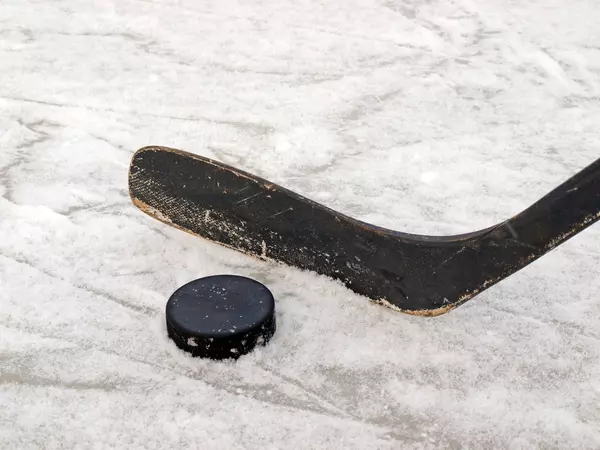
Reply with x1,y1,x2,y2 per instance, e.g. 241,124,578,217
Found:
165,275,276,360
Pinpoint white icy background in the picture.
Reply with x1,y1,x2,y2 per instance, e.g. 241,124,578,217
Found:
1,0,600,448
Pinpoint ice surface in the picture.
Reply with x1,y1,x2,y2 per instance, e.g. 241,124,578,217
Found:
1,0,600,448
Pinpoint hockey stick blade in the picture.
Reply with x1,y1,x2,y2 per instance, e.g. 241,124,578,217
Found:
129,146,600,316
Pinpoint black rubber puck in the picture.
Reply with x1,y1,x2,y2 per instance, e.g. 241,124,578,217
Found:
165,275,276,360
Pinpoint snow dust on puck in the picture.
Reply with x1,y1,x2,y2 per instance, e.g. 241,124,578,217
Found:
165,275,276,360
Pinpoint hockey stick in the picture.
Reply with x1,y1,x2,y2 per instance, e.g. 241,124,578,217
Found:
129,146,600,316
